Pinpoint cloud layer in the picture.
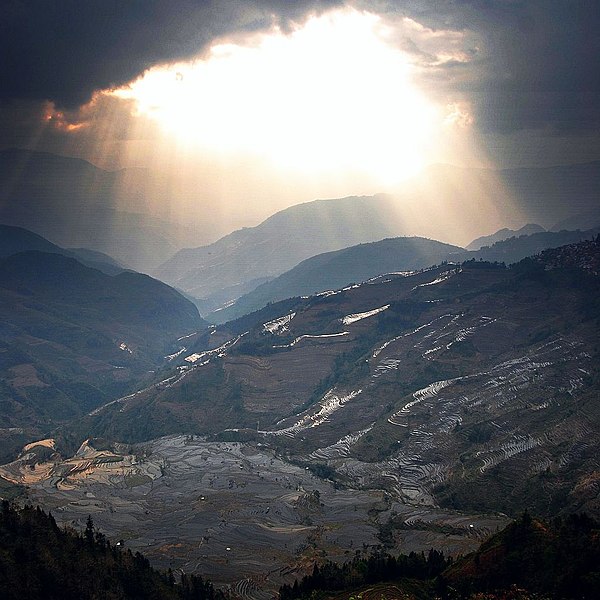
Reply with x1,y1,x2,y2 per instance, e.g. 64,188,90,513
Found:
1,0,598,147
0,0,341,108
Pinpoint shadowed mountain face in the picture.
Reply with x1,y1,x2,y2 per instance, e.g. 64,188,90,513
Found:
0,149,199,271
211,236,464,323
0,250,205,458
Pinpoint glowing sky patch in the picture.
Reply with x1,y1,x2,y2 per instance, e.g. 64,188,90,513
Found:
115,10,443,184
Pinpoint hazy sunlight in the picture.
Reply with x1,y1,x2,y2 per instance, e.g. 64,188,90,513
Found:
114,10,441,185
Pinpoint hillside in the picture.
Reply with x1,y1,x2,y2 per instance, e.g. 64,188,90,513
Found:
0,250,205,459
281,512,600,600
442,512,600,599
210,228,599,323
5,240,594,590
153,194,407,310
0,241,600,597
211,237,463,323
62,241,600,518
464,227,600,265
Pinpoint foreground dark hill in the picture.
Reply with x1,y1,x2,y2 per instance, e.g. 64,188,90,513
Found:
0,250,205,458
0,149,198,271
283,512,600,600
3,501,596,600
64,240,600,520
0,502,220,600
212,236,463,323
442,512,600,599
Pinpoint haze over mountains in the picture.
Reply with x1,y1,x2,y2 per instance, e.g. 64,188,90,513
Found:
3,148,599,279
152,158,600,314
0,149,201,271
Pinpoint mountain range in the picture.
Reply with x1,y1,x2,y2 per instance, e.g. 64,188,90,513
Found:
465,223,545,250
211,236,463,323
3,237,594,591
154,160,600,314
1,150,600,595
211,226,600,323
54,239,600,517
0,224,127,275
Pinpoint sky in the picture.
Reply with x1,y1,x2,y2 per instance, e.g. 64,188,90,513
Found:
1,0,599,241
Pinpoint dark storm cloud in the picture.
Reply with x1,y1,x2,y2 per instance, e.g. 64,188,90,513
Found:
0,0,341,109
1,0,598,138
368,0,600,134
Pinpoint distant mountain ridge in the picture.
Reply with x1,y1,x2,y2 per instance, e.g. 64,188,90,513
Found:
153,194,407,306
210,227,600,323
0,223,126,275
466,223,545,250
154,160,600,312
211,236,463,323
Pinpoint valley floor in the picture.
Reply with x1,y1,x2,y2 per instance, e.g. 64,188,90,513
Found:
18,435,508,597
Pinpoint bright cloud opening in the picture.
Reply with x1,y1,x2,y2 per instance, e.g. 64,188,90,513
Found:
114,9,443,185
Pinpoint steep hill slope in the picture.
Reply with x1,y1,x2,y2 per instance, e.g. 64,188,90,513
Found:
63,241,600,520
442,512,600,599
0,251,205,458
6,241,598,591
282,513,600,600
